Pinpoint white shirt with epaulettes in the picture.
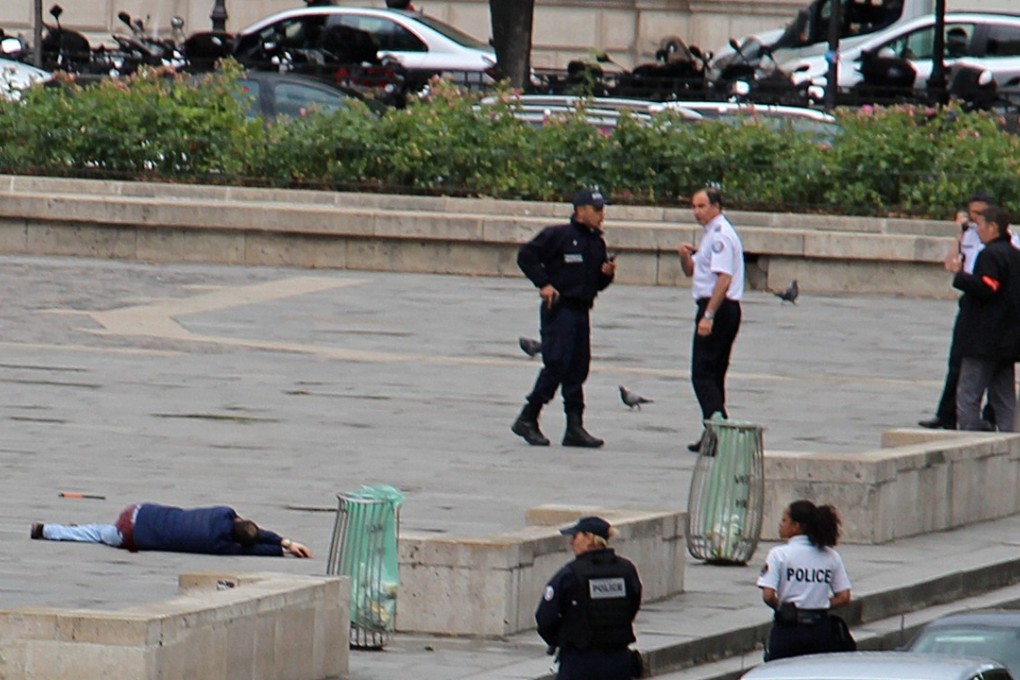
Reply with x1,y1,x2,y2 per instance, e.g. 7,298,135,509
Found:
756,535,851,609
690,214,744,301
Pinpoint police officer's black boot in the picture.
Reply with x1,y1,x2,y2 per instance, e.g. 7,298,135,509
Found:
563,410,604,448
512,402,550,446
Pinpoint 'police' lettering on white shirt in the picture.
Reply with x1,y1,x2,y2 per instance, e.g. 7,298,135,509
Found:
785,567,833,584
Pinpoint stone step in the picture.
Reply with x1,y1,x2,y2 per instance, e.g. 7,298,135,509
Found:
646,568,1020,680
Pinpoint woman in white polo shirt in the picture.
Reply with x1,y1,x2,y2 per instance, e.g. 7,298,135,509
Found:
756,499,853,661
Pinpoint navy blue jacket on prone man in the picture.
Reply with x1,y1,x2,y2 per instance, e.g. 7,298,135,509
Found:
30,503,313,557
133,504,285,555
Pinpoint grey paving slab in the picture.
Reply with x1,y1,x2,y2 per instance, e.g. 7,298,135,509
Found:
0,252,995,680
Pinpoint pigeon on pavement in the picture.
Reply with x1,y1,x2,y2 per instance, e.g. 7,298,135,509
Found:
773,279,799,304
619,385,653,410
519,337,542,358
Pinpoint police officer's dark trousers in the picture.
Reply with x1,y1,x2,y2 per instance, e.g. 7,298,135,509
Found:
766,618,839,662
557,646,633,680
691,298,741,419
527,301,590,413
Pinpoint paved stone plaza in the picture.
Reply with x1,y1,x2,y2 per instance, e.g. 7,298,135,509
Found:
0,254,954,619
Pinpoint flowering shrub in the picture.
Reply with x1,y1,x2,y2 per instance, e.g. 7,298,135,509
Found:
0,69,1016,218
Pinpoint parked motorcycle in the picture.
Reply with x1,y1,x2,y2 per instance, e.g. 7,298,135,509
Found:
0,28,30,62
110,11,185,70
844,47,917,106
614,36,711,100
713,38,809,106
40,4,93,72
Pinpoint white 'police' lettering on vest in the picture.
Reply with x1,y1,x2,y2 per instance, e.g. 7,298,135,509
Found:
785,567,833,583
589,577,626,599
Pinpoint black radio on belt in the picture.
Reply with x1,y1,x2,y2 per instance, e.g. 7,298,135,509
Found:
775,602,828,626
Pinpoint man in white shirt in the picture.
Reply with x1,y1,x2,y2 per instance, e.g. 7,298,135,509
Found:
677,187,745,452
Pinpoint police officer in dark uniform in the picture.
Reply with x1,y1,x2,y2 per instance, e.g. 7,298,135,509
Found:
536,516,642,680
512,188,617,448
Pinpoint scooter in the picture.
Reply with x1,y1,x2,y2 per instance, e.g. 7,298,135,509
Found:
846,47,918,106
714,38,808,106
0,28,30,62
614,36,712,100
40,4,93,72
111,11,185,70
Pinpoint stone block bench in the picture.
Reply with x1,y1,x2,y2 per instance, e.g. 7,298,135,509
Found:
396,506,686,637
0,175,957,298
0,571,349,680
762,430,1020,544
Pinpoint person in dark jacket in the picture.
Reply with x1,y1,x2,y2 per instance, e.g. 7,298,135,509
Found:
536,516,642,680
29,503,312,557
512,188,616,448
946,206,1020,431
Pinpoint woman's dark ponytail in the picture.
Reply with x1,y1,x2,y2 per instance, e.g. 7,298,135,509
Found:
788,499,841,548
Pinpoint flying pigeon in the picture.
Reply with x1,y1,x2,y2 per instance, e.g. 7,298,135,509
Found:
619,385,653,410
519,337,542,358
773,279,799,304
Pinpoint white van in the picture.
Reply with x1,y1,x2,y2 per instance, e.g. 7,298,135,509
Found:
712,0,935,75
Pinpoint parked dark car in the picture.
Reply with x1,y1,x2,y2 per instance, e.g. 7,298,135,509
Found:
234,71,367,120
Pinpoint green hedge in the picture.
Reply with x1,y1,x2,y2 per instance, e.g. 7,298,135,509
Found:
1,66,1018,219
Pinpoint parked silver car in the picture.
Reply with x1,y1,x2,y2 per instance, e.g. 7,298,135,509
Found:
905,610,1020,679
235,7,495,75
739,651,1014,680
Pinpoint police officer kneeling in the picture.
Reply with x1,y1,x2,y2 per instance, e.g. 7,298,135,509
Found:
536,516,643,680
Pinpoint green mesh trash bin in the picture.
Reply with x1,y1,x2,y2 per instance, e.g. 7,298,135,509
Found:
685,414,764,565
326,485,405,649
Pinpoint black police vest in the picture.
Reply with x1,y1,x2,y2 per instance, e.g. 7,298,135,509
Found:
558,550,636,649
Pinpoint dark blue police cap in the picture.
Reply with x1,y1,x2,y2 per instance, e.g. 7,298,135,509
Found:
559,515,611,539
573,188,606,209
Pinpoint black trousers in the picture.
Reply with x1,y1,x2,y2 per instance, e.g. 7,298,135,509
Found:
557,647,633,680
935,307,965,426
527,302,591,413
691,298,741,420
766,621,840,662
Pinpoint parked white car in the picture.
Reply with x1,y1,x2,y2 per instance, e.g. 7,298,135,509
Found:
780,12,1020,96
0,58,50,100
235,7,496,75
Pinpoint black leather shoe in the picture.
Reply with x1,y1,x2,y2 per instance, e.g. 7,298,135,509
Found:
687,433,705,452
512,417,550,446
30,522,44,540
917,417,952,429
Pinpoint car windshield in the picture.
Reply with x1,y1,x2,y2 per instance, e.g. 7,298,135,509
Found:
401,12,492,51
910,627,1020,677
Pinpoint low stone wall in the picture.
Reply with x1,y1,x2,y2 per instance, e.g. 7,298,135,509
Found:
396,506,685,637
0,571,349,680
762,430,1020,544
0,175,958,298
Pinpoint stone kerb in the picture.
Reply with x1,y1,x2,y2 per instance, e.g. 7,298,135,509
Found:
0,571,349,680
761,430,1020,544
396,506,685,637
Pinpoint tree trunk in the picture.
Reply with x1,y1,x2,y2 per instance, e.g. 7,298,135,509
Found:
489,0,535,89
